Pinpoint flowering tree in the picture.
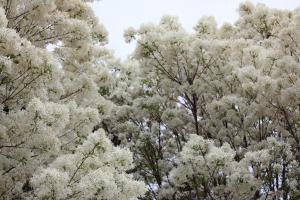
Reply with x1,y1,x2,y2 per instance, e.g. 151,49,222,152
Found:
123,2,300,199
0,0,146,199
1,1,300,200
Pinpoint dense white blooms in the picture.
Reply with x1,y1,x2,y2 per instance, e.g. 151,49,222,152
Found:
167,135,237,199
0,7,7,27
0,0,146,199
1,1,300,200
31,168,71,199
194,16,217,37
121,2,300,199
124,27,136,43
31,130,146,200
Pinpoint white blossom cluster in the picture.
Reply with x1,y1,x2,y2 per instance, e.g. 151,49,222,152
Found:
119,2,300,199
0,0,146,199
1,1,300,200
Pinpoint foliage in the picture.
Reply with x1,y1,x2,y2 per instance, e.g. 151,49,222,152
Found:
1,1,300,200
0,0,146,199
119,2,300,199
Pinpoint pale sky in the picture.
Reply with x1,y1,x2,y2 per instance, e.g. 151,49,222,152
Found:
91,0,300,60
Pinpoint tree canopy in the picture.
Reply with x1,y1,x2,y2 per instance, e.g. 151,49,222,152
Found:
0,1,300,200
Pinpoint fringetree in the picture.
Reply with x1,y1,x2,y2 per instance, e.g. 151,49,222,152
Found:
1,1,300,200
0,0,146,199
120,2,300,199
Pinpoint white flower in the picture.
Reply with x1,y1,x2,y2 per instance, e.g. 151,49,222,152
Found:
124,27,136,43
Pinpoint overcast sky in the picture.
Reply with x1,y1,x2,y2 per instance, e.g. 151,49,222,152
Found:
91,0,300,60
